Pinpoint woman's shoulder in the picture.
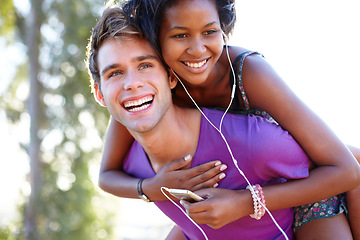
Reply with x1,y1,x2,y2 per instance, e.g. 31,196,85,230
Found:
228,46,249,60
227,46,262,61
226,46,274,81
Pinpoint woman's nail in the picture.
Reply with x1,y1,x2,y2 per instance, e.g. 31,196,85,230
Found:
219,173,226,179
213,183,219,188
215,161,221,166
220,165,227,171
184,154,191,161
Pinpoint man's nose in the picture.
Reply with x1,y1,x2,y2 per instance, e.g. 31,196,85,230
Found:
123,71,144,91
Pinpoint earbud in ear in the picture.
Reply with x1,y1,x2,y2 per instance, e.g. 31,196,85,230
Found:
222,31,228,42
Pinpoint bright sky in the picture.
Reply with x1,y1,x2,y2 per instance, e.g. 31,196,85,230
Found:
0,0,359,238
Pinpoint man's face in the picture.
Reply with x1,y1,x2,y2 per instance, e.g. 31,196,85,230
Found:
95,37,176,133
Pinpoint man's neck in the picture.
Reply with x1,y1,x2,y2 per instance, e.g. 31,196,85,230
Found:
130,105,201,173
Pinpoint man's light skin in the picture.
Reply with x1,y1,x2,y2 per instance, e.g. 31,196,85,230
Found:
95,38,175,134
94,37,200,172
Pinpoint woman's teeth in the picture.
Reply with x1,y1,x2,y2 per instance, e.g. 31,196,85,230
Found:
184,59,207,68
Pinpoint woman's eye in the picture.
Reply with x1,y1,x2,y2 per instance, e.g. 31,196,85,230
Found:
204,29,217,35
173,33,187,39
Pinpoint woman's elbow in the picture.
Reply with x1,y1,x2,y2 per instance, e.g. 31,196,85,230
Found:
343,158,360,190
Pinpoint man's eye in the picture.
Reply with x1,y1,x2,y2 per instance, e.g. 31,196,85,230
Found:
140,63,152,70
108,71,122,78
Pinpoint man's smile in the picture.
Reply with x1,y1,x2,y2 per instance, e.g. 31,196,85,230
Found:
123,95,154,112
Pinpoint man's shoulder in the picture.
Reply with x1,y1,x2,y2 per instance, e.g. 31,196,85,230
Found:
123,141,146,166
201,108,250,122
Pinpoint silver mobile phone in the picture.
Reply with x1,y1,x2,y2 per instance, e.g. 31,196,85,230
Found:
166,188,204,202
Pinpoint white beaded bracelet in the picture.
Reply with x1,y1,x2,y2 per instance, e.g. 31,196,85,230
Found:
246,184,266,220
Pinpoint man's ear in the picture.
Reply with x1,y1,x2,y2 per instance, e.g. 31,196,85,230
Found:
169,73,178,90
94,83,106,107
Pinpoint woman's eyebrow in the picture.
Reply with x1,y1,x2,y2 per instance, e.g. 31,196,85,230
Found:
170,21,218,31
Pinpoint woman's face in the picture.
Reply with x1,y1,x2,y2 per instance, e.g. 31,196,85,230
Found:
159,0,224,86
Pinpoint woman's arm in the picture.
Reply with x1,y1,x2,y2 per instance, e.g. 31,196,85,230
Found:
347,145,360,239
181,147,359,229
98,117,138,198
165,225,185,240
180,169,354,230
99,118,228,201
242,54,360,193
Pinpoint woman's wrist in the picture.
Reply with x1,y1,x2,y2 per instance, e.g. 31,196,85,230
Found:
137,178,151,202
246,184,266,220
141,177,164,201
236,189,255,217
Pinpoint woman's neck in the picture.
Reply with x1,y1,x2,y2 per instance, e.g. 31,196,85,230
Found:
172,47,234,109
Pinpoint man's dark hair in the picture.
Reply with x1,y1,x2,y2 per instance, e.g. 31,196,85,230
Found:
86,4,142,93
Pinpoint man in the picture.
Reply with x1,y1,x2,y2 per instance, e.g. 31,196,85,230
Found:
86,5,354,240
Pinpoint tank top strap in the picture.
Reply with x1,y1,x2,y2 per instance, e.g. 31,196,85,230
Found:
232,51,262,111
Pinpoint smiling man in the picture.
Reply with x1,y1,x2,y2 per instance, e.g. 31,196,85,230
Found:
95,37,178,135
94,34,202,174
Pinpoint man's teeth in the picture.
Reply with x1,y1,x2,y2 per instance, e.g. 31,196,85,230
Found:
128,103,151,112
124,96,153,108
184,59,207,68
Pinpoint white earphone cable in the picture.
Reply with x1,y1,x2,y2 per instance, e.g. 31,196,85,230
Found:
167,43,289,240
161,187,209,240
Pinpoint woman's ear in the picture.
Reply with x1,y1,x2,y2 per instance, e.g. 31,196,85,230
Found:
94,83,106,107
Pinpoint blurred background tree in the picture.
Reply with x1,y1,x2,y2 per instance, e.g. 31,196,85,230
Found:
0,0,116,239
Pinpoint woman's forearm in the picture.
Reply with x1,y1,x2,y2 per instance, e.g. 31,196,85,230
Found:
263,165,358,211
99,117,137,197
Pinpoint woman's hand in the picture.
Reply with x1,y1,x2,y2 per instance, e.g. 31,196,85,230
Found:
142,156,227,201
180,188,253,229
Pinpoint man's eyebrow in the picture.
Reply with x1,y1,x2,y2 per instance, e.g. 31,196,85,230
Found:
101,64,120,77
136,54,158,62
170,21,218,31
100,54,159,77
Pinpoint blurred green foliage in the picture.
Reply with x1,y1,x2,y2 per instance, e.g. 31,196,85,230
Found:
0,0,118,239
0,0,16,38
